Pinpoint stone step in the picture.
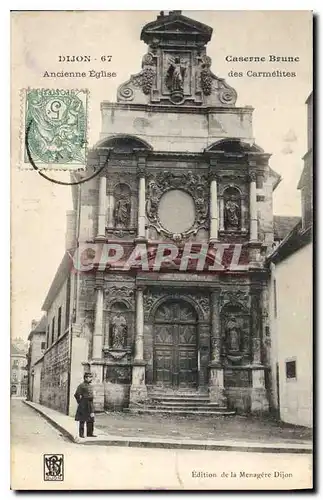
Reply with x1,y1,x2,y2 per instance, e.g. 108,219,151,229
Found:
149,388,205,393
127,408,235,416
145,405,228,411
151,397,211,404
155,401,221,407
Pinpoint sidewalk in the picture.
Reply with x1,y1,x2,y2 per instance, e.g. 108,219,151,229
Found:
24,400,313,454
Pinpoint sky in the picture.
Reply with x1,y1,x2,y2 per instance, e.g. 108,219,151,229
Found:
11,10,312,341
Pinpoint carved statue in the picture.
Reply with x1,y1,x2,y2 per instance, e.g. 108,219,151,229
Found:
114,196,130,227
224,196,240,229
225,316,241,352
111,314,127,349
166,56,186,92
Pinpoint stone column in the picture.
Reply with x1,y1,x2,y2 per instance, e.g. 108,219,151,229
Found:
240,195,246,233
209,170,219,241
106,192,114,229
97,170,107,239
136,155,147,241
130,287,147,404
250,288,269,412
92,275,104,359
208,291,226,404
249,171,258,241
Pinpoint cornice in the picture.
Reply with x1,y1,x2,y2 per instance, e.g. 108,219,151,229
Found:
100,101,254,116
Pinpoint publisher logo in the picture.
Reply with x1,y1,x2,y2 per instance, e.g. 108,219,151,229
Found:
43,454,64,481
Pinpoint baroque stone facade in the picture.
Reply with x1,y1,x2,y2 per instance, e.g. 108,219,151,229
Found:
39,11,281,416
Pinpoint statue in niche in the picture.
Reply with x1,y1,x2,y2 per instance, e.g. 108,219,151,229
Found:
111,314,127,349
225,316,241,353
224,196,240,230
114,195,131,227
166,56,187,92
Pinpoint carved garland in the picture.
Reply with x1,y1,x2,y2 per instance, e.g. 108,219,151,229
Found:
117,52,157,101
105,285,135,309
199,55,237,104
219,289,250,311
200,55,213,96
144,290,210,321
146,170,209,241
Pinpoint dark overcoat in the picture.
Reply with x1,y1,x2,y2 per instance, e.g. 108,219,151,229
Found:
74,382,95,422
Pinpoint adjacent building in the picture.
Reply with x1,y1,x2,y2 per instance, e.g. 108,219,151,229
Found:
11,338,28,397
267,92,313,427
26,317,47,402
28,12,312,422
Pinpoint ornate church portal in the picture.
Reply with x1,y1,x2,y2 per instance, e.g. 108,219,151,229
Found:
74,11,279,414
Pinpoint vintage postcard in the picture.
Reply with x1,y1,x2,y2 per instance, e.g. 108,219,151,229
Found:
11,10,313,490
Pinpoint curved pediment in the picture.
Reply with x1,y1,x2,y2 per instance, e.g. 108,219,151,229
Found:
206,139,264,154
95,134,153,153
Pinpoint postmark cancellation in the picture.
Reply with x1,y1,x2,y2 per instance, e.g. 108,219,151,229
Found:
20,88,88,170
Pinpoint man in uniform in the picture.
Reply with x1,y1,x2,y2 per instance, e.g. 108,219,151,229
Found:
74,372,97,438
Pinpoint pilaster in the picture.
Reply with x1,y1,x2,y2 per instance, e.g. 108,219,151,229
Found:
136,152,148,242
208,291,226,404
96,154,108,239
130,286,148,403
249,168,258,242
209,164,219,242
92,273,105,359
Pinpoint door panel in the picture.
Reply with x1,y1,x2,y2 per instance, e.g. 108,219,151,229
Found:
178,324,196,345
154,348,173,386
155,324,173,344
177,324,197,387
178,349,197,387
154,300,198,388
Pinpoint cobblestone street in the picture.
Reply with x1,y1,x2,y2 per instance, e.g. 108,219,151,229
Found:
95,411,312,444
11,400,312,490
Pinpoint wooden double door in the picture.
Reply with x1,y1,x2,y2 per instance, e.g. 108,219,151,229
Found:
153,300,198,388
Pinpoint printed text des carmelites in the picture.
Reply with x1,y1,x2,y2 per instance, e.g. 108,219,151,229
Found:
225,54,300,78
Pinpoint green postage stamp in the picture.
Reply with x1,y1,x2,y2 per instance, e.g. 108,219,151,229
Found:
21,88,88,170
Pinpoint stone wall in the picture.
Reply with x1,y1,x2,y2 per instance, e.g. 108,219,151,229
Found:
46,279,70,348
100,105,254,152
40,332,70,414
32,359,42,404
79,176,99,242
104,381,130,411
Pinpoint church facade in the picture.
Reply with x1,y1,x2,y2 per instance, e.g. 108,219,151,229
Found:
40,11,282,416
